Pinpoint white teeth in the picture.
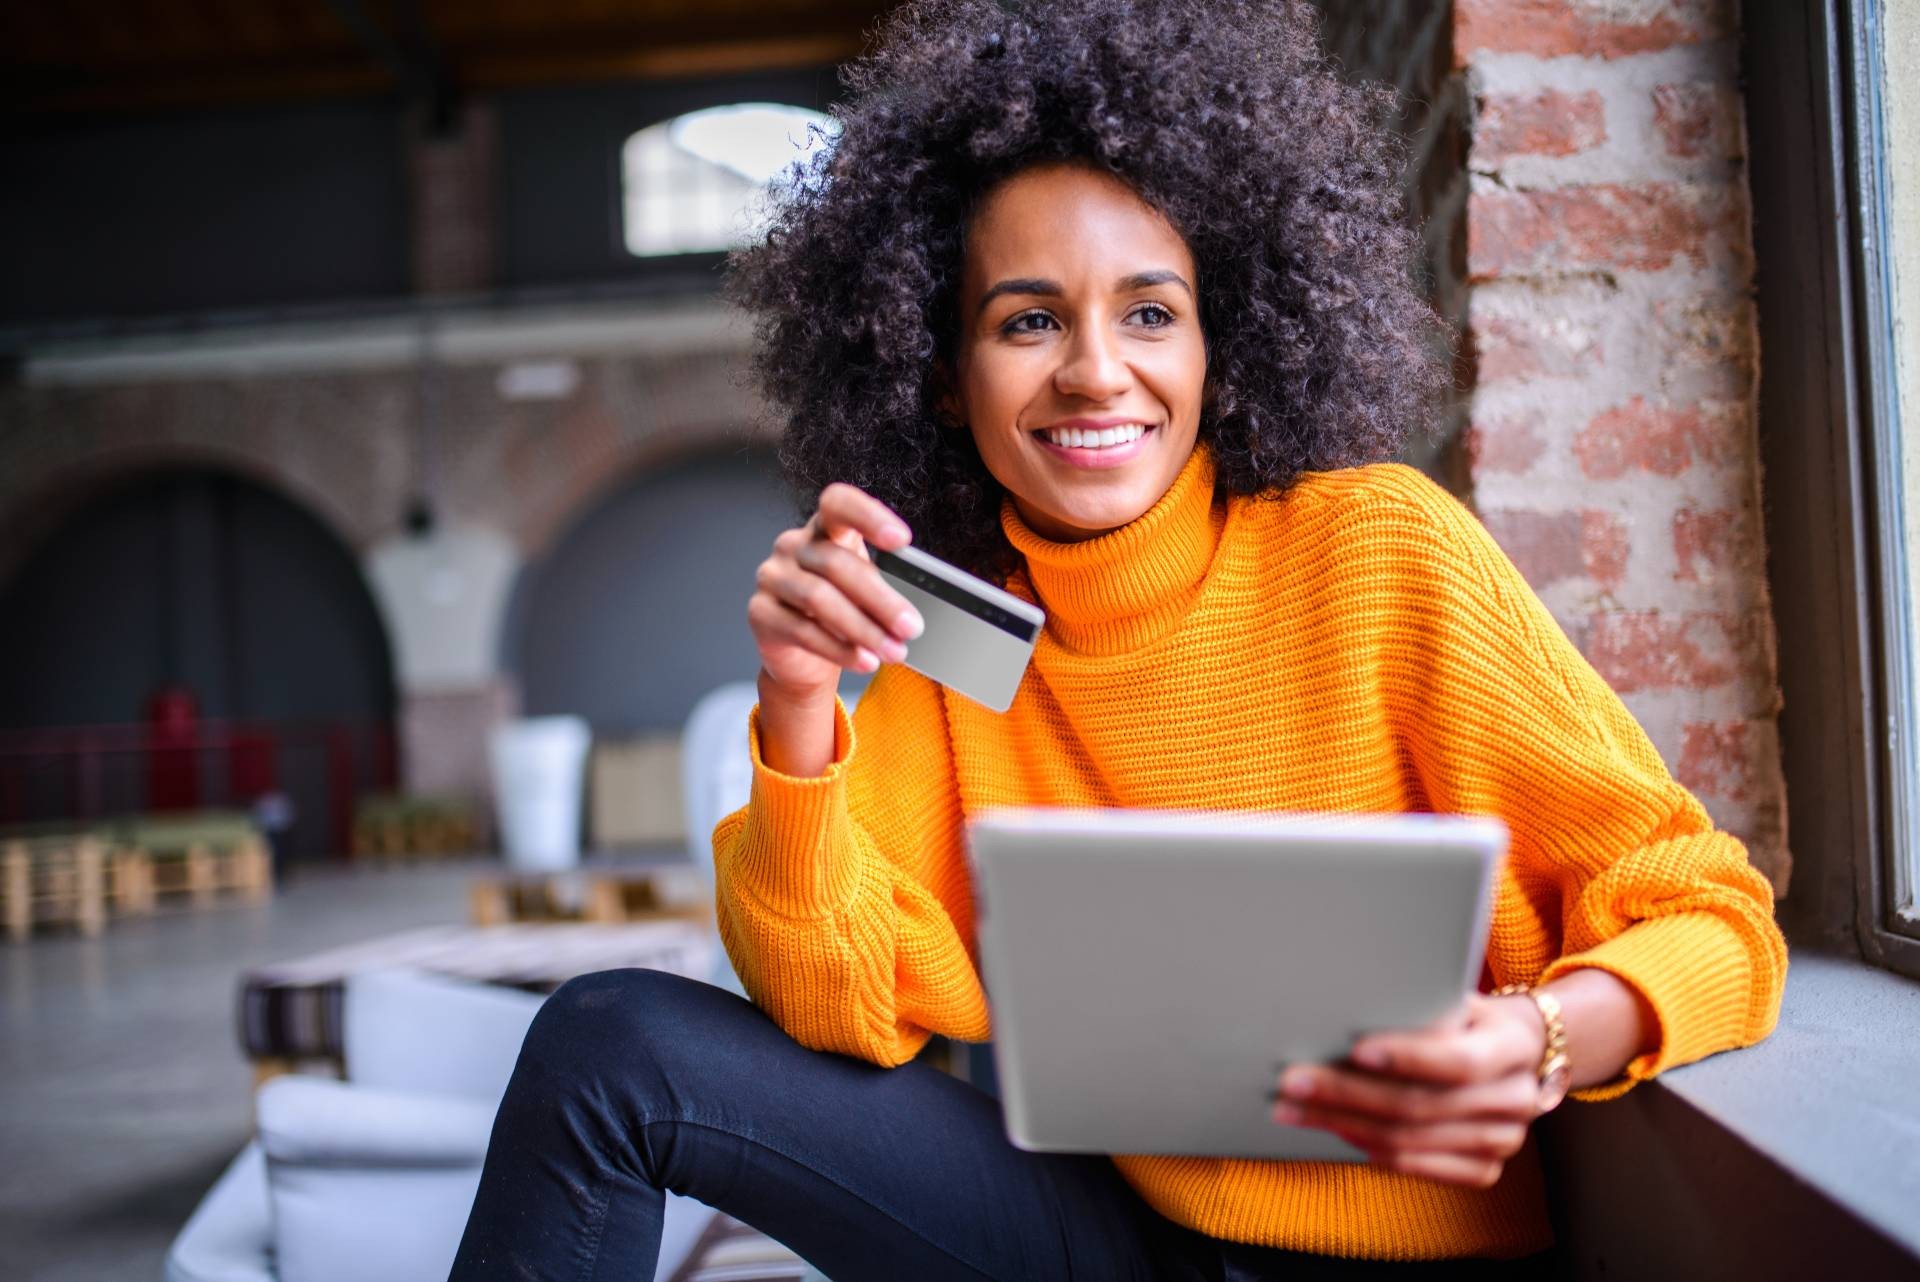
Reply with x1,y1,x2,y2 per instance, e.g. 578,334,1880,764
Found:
1042,423,1146,449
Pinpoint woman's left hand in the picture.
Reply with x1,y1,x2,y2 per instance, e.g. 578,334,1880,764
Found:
1272,993,1547,1189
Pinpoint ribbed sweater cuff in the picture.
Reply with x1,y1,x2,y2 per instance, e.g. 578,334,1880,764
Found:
729,698,860,919
1540,912,1757,1102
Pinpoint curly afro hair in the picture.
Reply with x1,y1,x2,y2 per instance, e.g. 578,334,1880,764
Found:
726,0,1449,580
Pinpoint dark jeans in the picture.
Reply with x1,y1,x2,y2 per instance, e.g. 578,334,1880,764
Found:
450,969,1552,1281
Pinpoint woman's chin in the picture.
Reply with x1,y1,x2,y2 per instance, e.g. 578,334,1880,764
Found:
1022,494,1157,542
997,439,1196,541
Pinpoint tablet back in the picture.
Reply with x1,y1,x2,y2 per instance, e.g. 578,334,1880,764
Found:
964,808,1506,1161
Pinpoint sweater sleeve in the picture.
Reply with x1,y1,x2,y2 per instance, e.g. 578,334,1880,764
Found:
1371,474,1788,1103
710,664,991,1067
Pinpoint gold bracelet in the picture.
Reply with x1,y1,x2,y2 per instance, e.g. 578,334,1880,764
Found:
1494,983,1572,1112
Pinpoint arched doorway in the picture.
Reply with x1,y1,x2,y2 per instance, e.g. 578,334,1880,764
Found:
0,467,397,860
507,447,801,733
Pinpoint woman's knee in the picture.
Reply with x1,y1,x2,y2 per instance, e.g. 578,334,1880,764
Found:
519,967,755,1092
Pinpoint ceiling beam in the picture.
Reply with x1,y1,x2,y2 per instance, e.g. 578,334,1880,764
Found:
0,0,887,117
324,0,456,129
462,32,864,87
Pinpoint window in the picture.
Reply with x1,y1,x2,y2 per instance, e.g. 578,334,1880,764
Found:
1859,0,1920,954
621,102,837,258
1747,0,1920,976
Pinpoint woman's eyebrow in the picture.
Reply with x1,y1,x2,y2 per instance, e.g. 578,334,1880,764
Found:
1116,269,1193,297
977,277,1062,314
976,270,1194,315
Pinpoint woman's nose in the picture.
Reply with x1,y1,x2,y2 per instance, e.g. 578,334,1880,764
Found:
1052,326,1132,402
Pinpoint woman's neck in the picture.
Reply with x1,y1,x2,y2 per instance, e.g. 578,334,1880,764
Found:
1000,446,1224,654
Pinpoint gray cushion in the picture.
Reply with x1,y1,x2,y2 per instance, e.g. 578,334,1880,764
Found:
164,1143,275,1282
257,1077,491,1282
342,966,543,1099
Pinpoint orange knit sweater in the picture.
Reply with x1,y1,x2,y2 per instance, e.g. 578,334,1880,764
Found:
712,446,1788,1261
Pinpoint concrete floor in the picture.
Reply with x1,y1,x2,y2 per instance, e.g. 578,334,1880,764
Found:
0,859,481,1282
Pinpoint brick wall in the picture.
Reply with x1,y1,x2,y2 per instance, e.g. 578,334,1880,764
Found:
1318,0,1786,890
409,100,498,297
0,332,762,564
1453,0,1786,889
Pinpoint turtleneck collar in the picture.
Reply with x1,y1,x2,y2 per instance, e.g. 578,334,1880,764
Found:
1000,445,1226,655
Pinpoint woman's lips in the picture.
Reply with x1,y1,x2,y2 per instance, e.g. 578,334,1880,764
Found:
1032,425,1156,469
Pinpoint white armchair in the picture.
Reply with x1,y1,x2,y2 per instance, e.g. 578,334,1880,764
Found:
166,968,716,1282
167,679,779,1282
165,967,533,1282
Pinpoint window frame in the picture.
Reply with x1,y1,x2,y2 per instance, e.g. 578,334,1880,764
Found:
1846,0,1920,966
1748,0,1920,978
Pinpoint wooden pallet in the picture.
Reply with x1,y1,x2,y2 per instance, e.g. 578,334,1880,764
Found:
97,813,274,908
351,795,478,859
468,865,710,927
1,837,159,941
148,839,273,908
1,834,270,941
109,846,158,917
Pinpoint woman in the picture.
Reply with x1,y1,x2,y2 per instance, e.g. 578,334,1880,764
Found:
452,1,1787,1277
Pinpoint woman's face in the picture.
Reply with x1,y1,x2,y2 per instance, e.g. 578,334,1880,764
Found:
949,163,1207,542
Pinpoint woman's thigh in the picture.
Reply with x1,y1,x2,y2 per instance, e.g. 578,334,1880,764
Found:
453,967,1216,1282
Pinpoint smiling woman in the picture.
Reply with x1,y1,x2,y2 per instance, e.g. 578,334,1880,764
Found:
948,164,1207,541
450,3,1786,1279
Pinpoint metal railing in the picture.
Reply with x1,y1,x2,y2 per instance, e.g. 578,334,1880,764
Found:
0,719,398,858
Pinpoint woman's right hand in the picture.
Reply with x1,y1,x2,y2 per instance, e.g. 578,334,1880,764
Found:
749,483,926,704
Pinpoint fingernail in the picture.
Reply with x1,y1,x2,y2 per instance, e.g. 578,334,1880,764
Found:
1352,1045,1387,1070
1279,1069,1314,1100
895,610,925,640
1272,1102,1305,1126
888,522,912,545
855,648,880,672
881,638,908,663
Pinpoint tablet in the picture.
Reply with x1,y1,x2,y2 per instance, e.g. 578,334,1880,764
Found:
964,807,1507,1161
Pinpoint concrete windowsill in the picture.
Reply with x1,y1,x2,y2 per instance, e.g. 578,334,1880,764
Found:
1639,951,1920,1259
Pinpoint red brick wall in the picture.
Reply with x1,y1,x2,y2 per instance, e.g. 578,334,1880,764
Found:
1454,0,1786,889
0,339,764,565
409,101,498,297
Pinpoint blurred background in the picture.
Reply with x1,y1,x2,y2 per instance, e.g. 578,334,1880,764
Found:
4,1,1917,1280
0,5,895,1280
0,2,891,873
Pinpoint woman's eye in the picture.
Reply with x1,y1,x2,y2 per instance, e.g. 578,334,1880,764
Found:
1131,303,1175,327
1002,311,1057,335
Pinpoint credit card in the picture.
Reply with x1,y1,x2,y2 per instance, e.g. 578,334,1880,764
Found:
871,544,1045,713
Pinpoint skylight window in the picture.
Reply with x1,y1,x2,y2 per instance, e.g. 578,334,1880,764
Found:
621,102,837,258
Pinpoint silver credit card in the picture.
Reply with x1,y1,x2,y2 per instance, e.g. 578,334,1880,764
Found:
871,544,1045,713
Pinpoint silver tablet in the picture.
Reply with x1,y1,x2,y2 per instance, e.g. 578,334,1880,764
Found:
964,808,1507,1161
